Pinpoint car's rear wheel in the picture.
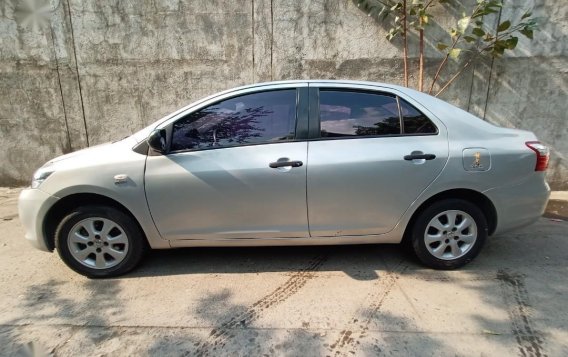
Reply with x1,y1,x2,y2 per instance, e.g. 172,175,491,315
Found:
411,199,488,269
55,205,147,278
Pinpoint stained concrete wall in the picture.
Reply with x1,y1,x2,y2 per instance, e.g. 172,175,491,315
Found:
1,0,566,189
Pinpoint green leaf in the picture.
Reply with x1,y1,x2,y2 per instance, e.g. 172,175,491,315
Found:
386,27,400,41
487,1,503,9
472,27,485,37
457,16,471,33
497,20,511,32
520,27,534,39
505,36,518,49
437,43,449,51
492,42,506,56
450,28,459,38
449,48,462,59
464,36,476,43
521,11,532,19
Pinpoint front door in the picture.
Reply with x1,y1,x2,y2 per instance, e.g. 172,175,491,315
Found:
145,88,309,240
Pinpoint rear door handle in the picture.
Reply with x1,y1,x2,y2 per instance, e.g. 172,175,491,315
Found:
404,154,436,161
269,160,303,168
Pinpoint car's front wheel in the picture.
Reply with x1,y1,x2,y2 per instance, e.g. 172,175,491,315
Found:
411,199,488,269
55,205,147,278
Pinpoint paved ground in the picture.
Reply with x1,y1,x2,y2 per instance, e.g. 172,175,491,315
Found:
0,187,567,357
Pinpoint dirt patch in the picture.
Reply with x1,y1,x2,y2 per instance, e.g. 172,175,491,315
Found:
544,199,568,220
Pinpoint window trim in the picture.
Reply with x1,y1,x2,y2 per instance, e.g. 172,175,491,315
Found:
166,88,306,155
311,88,438,140
396,95,404,133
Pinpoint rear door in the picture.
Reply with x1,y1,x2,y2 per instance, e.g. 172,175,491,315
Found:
144,85,310,241
306,84,449,236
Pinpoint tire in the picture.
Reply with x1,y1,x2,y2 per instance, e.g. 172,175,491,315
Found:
411,199,488,269
55,205,147,278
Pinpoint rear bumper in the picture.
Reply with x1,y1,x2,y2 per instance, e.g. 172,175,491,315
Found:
484,174,550,236
18,188,59,251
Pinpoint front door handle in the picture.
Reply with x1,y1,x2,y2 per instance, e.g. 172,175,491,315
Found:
404,153,436,161
269,160,303,168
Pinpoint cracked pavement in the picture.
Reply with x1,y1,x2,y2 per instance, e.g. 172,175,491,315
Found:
0,187,567,356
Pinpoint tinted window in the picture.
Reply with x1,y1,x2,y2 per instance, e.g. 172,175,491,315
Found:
400,98,437,134
319,91,401,137
171,90,296,151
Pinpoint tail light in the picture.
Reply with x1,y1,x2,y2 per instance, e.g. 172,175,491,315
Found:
525,141,549,171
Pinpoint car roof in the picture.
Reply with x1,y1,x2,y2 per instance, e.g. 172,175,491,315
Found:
227,79,408,92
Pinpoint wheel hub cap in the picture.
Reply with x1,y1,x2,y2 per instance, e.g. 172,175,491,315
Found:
424,210,478,261
67,217,129,270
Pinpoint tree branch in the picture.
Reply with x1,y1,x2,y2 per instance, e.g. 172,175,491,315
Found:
428,34,461,95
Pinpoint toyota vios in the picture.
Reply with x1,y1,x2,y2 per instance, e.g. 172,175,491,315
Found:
19,81,550,277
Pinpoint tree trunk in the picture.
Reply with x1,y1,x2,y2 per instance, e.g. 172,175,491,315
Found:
419,27,424,91
402,0,409,87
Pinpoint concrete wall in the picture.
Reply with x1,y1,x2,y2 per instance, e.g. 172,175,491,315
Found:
1,0,566,189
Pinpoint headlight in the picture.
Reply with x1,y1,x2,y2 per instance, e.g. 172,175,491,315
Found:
31,167,54,189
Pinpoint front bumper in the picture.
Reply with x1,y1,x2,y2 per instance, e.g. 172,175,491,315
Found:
18,188,59,251
484,174,550,236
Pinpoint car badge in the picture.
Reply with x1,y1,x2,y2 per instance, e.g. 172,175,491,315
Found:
471,152,482,169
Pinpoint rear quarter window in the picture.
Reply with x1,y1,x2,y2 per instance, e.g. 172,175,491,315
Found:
399,98,437,134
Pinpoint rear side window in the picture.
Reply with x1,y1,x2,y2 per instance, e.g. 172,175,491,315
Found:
171,90,297,151
400,98,437,134
319,91,401,137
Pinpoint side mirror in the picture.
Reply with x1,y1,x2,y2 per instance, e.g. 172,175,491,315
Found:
147,129,167,154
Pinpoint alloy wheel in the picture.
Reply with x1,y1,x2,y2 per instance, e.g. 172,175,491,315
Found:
424,210,478,260
67,217,129,269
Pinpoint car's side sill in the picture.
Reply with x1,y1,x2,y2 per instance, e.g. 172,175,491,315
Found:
167,235,402,248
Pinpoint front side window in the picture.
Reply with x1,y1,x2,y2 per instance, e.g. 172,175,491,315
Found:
171,90,297,151
319,90,401,137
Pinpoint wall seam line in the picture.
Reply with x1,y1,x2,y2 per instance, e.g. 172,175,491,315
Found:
49,25,72,153
270,0,273,81
483,3,504,121
466,61,475,112
65,0,90,146
252,0,255,82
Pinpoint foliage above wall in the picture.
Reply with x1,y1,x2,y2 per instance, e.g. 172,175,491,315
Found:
355,0,539,96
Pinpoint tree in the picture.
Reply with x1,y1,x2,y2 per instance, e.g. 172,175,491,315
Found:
356,0,539,96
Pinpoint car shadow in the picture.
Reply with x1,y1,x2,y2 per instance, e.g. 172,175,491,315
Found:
124,243,418,281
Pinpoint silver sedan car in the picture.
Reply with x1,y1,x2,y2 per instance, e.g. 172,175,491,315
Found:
18,80,550,278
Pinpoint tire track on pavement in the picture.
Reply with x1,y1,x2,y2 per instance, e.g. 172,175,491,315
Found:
194,254,328,356
327,261,408,356
497,270,547,357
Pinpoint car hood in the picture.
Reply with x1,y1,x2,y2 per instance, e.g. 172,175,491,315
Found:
42,136,139,170
49,142,113,164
